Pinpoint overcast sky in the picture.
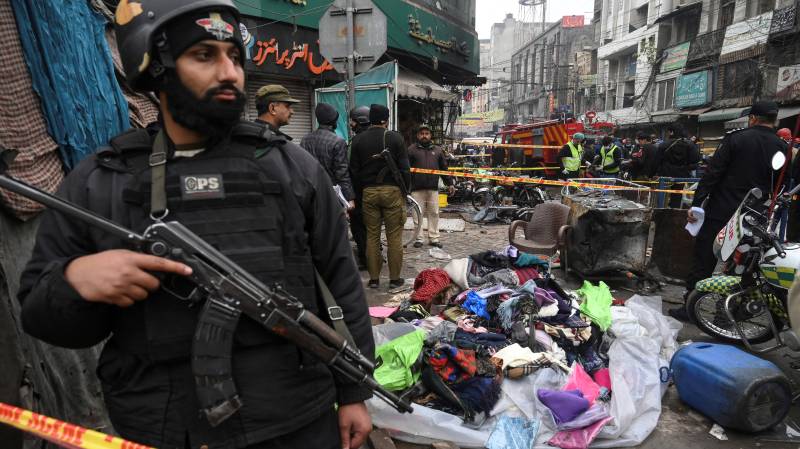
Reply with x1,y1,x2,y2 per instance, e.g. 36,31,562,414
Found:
476,0,595,39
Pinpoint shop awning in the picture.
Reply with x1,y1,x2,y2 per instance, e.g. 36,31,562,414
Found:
651,111,680,123
724,105,800,129
679,107,712,116
397,70,458,102
697,107,748,123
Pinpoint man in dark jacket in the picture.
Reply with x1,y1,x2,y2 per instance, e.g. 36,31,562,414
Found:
408,123,454,248
348,105,371,268
629,132,658,179
655,124,701,208
349,104,411,289
671,101,785,321
17,2,374,448
301,103,355,210
255,84,300,140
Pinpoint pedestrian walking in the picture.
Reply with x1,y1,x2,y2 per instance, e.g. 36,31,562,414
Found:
598,136,622,177
349,104,411,289
654,124,701,208
255,84,299,140
672,101,785,321
408,123,454,249
18,2,374,447
557,132,586,179
348,105,371,268
301,103,355,210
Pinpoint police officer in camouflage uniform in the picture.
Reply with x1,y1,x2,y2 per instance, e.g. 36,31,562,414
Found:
18,1,374,448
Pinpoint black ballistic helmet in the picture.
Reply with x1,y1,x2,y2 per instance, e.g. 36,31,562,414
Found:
113,0,243,92
349,106,370,126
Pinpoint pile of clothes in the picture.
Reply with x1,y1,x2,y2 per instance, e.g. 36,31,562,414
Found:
371,246,621,448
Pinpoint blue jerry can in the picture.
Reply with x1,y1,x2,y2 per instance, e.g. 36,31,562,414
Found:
670,342,792,432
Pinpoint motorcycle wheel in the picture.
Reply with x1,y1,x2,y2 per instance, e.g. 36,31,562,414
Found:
472,191,492,211
686,289,777,345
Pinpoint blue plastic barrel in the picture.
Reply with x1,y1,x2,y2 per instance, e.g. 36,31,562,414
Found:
670,342,791,432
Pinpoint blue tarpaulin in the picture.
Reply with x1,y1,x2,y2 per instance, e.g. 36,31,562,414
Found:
315,62,396,140
11,0,129,169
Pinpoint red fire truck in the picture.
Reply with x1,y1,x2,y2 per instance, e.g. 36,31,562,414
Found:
493,119,615,176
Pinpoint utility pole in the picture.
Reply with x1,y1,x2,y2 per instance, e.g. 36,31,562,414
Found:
345,0,356,119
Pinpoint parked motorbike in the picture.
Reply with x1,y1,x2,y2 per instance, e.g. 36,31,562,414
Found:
471,166,548,210
686,151,800,352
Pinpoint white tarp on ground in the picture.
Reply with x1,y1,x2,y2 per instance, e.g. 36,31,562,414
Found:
368,295,681,448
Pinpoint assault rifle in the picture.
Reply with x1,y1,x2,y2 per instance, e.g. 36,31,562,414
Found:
0,148,413,426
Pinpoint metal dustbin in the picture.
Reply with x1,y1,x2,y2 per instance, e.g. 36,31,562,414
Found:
561,188,652,276
651,208,695,280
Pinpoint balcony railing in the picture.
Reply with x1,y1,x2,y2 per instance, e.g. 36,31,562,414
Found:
687,28,725,62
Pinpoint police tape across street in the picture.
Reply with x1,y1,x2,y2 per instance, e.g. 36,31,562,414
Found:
0,402,153,449
410,167,696,195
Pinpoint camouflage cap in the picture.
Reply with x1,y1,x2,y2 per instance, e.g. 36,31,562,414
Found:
255,84,300,103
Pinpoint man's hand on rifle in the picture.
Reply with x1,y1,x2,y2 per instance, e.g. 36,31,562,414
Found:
65,249,193,307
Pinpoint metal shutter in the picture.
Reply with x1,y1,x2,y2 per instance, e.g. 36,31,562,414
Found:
245,73,313,141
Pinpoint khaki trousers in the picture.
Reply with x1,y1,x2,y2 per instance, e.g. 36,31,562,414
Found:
411,189,440,243
362,186,405,281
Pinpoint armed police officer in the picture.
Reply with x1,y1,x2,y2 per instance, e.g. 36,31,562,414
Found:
17,1,374,448
670,101,785,321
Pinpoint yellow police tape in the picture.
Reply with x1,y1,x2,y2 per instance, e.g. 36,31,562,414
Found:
0,402,153,449
447,167,666,184
411,168,695,195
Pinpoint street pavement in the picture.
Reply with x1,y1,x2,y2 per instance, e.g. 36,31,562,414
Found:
360,209,800,449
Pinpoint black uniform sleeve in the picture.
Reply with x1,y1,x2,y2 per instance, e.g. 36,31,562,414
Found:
349,135,362,193
390,132,412,190
692,136,734,208
17,161,114,348
305,158,374,404
332,138,355,201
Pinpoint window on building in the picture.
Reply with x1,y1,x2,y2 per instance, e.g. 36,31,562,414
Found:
721,59,759,99
719,0,735,28
524,52,529,94
623,80,636,108
655,78,676,110
752,0,775,16
630,4,649,32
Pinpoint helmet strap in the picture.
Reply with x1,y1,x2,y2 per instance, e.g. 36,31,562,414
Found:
149,32,176,84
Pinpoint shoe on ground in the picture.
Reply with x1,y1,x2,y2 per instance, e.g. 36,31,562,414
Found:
668,306,690,322
389,278,405,288
413,241,423,248
367,280,380,289
429,242,442,248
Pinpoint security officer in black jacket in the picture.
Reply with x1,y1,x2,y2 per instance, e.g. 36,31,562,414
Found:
17,1,374,448
670,100,785,321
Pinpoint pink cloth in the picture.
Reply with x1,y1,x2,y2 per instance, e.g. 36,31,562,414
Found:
548,416,613,449
592,368,612,391
369,306,399,318
563,363,601,406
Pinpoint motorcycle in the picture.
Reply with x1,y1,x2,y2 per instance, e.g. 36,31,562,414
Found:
471,166,548,211
686,151,800,352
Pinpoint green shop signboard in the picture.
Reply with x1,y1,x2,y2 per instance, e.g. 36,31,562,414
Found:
234,0,479,76
661,41,690,73
675,70,712,108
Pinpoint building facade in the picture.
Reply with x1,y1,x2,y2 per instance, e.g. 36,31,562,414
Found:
572,0,800,144
509,18,593,123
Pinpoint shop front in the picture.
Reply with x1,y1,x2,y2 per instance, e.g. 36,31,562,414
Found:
240,16,341,140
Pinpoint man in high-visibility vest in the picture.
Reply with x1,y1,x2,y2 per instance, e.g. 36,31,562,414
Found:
558,132,586,179
598,135,622,177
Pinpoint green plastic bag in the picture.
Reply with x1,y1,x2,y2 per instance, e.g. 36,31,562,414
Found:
577,281,613,331
374,329,426,391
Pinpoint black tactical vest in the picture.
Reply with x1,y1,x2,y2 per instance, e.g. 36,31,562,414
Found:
95,126,316,361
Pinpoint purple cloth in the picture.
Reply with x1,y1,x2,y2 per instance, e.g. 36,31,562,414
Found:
537,388,590,425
